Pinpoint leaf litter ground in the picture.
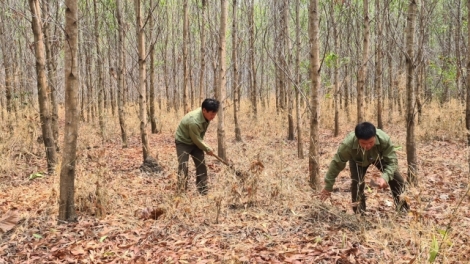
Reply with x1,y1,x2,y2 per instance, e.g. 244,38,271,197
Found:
0,112,469,263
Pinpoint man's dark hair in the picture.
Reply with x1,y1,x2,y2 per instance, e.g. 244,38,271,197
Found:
201,98,220,112
355,122,376,140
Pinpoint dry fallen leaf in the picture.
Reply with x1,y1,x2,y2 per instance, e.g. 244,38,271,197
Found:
0,210,20,233
70,245,86,256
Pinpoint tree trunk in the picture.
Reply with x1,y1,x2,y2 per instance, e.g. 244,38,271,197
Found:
357,0,369,123
344,10,351,114
59,0,79,222
135,0,151,161
198,0,207,103
295,0,304,159
455,0,463,102
248,0,257,119
0,12,13,118
441,19,452,104
308,0,321,189
388,55,393,121
182,0,189,113
375,0,383,129
387,2,394,123
282,1,294,141
232,0,242,142
116,0,128,148
149,0,159,134
331,2,340,137
29,0,57,174
172,23,179,111
405,0,418,185
217,0,228,160
108,30,117,116
43,0,60,151
93,0,105,139
416,2,426,124
162,10,171,112
466,0,470,152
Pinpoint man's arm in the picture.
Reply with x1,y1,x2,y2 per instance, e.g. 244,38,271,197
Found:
324,143,350,191
188,123,212,152
380,137,398,182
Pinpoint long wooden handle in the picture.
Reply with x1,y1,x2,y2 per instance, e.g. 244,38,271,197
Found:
211,153,230,166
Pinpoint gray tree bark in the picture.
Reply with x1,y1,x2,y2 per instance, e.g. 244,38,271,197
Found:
135,0,151,161
308,0,321,189
116,0,128,148
217,0,228,160
232,0,242,142
405,0,418,185
59,0,79,222
357,0,370,123
29,0,57,174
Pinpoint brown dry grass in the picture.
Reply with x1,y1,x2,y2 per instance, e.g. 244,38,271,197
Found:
0,98,468,263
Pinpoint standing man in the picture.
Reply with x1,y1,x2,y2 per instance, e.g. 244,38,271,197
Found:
175,98,219,195
320,122,409,214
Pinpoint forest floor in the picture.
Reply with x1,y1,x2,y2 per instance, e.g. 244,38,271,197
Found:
0,104,469,263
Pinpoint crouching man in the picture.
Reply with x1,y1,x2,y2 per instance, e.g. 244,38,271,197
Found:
320,122,409,214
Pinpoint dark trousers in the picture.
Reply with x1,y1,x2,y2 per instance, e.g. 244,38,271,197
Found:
176,141,208,194
349,160,409,214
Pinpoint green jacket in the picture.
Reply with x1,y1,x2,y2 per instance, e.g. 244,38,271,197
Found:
324,129,398,191
175,107,212,152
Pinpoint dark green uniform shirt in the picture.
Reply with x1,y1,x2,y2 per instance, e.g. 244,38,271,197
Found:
175,107,212,152
324,129,398,191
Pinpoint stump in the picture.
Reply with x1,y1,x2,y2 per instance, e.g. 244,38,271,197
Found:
139,156,163,173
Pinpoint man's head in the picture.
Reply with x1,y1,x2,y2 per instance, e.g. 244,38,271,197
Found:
355,122,376,151
201,98,220,121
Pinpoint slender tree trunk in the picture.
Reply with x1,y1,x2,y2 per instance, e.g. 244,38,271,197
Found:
357,0,369,123
135,0,151,161
375,0,383,129
466,0,470,152
108,30,117,116
171,19,179,110
441,19,452,104
217,0,228,160
295,0,304,159
455,0,463,102
282,1,294,141
43,0,60,151
416,2,425,124
84,46,92,123
308,0,321,189
189,42,195,109
162,9,171,112
116,0,128,148
149,0,159,134
93,0,105,139
344,10,351,115
0,13,13,118
59,0,79,222
182,0,189,113
232,0,242,142
332,2,340,137
29,0,57,174
387,3,394,123
388,55,394,118
198,0,207,102
248,0,257,119
405,0,418,185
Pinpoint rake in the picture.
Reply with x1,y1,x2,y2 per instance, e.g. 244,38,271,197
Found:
210,153,245,178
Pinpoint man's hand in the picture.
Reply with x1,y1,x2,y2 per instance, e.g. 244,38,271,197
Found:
376,177,388,189
319,189,332,201
207,151,214,156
